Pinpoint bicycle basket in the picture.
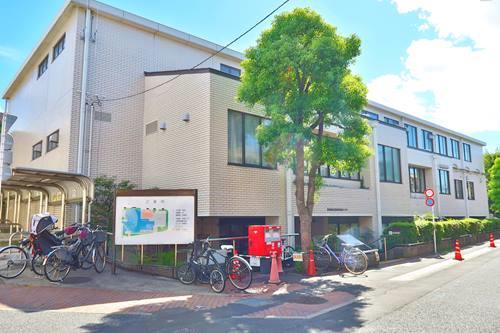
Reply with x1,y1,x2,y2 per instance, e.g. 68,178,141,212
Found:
54,248,73,263
93,231,107,243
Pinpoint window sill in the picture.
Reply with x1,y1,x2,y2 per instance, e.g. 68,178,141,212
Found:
227,162,277,170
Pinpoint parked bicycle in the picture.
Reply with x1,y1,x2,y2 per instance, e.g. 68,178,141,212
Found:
43,224,107,282
0,214,68,279
280,236,295,268
177,238,252,293
314,234,368,275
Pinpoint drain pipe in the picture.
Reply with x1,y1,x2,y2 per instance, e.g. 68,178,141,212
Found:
76,7,92,174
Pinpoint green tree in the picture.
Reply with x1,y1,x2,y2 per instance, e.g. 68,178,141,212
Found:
488,157,500,214
484,149,500,181
238,8,371,253
91,176,135,230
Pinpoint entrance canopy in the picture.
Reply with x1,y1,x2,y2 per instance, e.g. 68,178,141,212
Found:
1,167,94,230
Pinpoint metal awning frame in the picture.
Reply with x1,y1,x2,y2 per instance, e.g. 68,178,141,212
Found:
1,167,94,228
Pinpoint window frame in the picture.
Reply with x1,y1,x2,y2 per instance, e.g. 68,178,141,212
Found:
454,179,464,199
450,139,460,159
463,143,472,162
227,110,275,169
52,33,65,61
467,181,475,200
405,124,418,148
220,63,241,77
319,165,360,181
32,141,43,160
378,144,402,183
422,129,434,152
409,166,426,193
38,55,49,79
438,169,451,195
384,117,399,126
46,130,59,152
361,110,379,120
437,134,448,156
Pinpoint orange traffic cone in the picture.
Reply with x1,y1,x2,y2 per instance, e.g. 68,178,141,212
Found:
489,233,496,248
268,251,281,284
454,240,464,261
277,252,283,273
307,249,317,276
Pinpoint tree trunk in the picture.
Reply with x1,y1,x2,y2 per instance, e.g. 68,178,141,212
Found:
295,137,313,270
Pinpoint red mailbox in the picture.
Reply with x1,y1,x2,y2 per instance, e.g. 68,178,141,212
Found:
248,225,282,257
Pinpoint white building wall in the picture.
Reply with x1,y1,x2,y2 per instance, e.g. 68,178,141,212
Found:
8,10,79,172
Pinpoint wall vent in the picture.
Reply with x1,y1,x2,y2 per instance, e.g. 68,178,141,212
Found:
94,111,112,122
145,120,158,136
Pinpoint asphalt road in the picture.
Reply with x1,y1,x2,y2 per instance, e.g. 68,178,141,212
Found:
1,242,499,333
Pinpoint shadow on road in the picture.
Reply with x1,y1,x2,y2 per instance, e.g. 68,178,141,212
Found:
80,278,372,333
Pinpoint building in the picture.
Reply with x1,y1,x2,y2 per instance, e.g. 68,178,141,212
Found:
2,0,489,240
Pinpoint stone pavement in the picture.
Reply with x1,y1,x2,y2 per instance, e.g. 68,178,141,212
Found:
0,266,360,319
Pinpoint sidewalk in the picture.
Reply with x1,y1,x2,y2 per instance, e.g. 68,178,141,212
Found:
0,266,363,319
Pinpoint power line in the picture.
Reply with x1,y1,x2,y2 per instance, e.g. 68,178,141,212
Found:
102,0,291,102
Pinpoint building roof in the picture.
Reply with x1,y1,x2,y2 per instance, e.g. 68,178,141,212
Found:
2,0,244,99
367,100,486,146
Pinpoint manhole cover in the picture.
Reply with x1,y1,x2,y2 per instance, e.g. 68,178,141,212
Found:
286,295,327,304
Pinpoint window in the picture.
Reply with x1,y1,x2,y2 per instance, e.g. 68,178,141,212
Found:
450,139,460,159
409,167,426,193
438,169,450,194
405,124,418,148
378,144,401,183
32,141,43,160
384,117,399,126
463,143,472,162
422,129,434,152
467,181,475,200
38,55,48,78
437,135,448,155
228,110,274,168
318,166,360,180
47,130,59,152
454,179,464,199
220,64,241,77
53,34,65,60
361,110,379,120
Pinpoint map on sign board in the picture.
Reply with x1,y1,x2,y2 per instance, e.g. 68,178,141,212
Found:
115,195,195,245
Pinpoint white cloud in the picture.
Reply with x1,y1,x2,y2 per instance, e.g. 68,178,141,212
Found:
368,0,500,134
0,46,21,61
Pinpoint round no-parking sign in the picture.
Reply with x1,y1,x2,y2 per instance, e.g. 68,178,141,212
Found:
425,197,435,207
424,188,435,197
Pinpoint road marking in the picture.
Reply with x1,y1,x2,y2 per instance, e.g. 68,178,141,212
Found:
390,247,493,282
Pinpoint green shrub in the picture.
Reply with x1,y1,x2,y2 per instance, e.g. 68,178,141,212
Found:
415,220,434,242
383,222,418,248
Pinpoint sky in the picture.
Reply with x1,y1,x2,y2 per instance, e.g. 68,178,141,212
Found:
0,0,499,151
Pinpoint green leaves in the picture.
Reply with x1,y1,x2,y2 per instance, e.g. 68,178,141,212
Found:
488,157,500,214
238,8,371,180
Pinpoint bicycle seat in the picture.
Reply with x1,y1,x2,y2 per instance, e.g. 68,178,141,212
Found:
221,245,233,251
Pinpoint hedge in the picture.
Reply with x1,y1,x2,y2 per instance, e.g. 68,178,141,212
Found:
383,218,500,248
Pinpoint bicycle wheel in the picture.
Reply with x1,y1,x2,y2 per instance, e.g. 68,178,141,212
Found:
282,246,295,267
31,252,44,276
80,244,94,270
44,249,71,282
313,247,332,273
343,248,368,275
93,243,106,273
209,269,225,293
226,256,252,290
0,246,28,279
177,263,196,284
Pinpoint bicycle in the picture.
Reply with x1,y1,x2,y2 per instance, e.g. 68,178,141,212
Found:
43,224,106,282
280,236,295,268
313,234,368,275
177,238,252,293
0,233,47,279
